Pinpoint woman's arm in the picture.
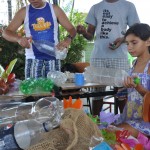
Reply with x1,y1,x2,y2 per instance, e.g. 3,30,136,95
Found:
135,84,149,97
124,76,149,97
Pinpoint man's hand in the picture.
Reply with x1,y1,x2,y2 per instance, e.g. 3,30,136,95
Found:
17,36,32,48
56,38,71,50
109,37,124,50
76,25,86,35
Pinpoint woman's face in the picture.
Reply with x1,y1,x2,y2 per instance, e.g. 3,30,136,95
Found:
28,0,45,8
125,34,149,57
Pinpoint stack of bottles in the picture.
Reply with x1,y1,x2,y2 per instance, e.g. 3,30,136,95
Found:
0,97,63,150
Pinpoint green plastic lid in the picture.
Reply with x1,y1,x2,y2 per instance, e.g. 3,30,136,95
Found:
134,77,140,84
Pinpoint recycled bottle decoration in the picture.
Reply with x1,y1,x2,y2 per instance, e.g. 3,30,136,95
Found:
0,58,17,95
19,78,54,95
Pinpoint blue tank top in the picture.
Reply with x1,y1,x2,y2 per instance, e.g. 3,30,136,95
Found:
24,2,58,60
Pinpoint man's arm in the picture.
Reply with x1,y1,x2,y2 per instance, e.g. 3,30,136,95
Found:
3,7,25,43
53,5,76,49
2,7,31,48
53,5,76,39
77,24,95,41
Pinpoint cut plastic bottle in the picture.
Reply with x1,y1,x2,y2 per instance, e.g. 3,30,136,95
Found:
84,66,140,87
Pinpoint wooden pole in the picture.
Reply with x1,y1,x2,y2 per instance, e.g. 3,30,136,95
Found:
7,0,12,23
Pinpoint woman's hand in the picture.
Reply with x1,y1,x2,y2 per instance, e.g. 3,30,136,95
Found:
124,76,149,96
123,76,137,88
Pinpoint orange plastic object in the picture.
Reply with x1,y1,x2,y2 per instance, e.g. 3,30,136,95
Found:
134,144,144,150
115,144,124,150
143,92,150,122
71,98,83,109
63,97,83,109
121,143,131,150
68,96,72,107
63,98,69,109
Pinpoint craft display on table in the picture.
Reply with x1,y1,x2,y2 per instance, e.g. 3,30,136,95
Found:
87,112,146,150
19,78,54,95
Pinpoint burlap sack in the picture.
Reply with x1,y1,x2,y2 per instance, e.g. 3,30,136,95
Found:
27,108,102,150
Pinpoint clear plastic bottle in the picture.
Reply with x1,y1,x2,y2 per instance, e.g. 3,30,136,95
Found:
0,97,63,150
0,97,63,125
0,102,34,124
14,97,63,149
55,47,68,60
0,123,21,150
33,97,63,124
32,40,56,57
14,119,53,149
32,40,68,60
84,66,140,87
47,71,67,86
0,119,53,150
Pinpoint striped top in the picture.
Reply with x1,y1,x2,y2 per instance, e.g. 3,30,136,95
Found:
24,2,58,60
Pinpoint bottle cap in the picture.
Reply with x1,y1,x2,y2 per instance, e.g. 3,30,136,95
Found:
134,77,140,84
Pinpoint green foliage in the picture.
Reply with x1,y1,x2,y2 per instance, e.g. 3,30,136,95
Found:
60,12,88,65
0,37,25,80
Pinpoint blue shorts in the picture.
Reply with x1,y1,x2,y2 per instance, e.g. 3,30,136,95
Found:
25,59,61,79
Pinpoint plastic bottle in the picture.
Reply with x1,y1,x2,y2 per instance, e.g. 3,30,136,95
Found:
47,71,67,86
32,40,56,57
32,40,68,60
0,123,21,150
14,119,54,149
0,119,53,150
0,97,63,150
14,97,64,149
0,102,34,124
84,66,140,87
55,47,68,60
0,97,63,125
33,97,63,123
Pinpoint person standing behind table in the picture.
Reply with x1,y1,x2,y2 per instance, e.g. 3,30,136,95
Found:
115,23,150,138
2,0,76,79
77,0,140,115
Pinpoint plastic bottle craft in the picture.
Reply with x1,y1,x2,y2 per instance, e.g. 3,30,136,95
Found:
84,66,140,87
19,78,54,95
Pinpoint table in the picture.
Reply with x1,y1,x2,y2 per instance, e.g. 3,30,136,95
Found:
0,83,119,114
59,83,118,114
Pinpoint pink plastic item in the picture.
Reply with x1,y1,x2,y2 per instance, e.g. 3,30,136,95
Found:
137,132,150,150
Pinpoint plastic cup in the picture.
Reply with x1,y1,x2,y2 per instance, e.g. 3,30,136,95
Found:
74,73,85,86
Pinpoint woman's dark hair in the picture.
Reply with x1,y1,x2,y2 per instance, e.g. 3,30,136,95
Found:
125,23,150,53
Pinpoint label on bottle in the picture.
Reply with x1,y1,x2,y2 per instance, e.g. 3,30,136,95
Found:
43,121,52,132
0,123,21,150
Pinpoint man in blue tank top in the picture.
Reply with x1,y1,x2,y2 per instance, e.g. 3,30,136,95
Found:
3,0,76,79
